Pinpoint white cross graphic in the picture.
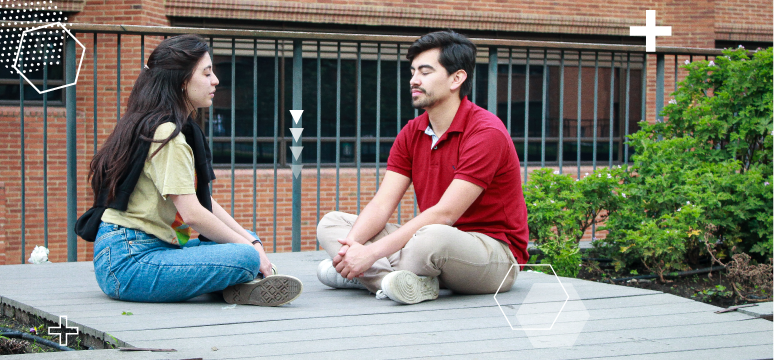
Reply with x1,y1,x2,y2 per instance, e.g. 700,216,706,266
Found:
48,315,80,346
630,10,672,52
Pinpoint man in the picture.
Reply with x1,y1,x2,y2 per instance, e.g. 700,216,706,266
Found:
316,30,529,304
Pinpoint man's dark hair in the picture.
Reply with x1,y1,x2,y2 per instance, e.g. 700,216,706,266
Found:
406,30,476,100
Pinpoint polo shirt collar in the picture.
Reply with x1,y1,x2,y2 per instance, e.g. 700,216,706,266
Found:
415,96,473,136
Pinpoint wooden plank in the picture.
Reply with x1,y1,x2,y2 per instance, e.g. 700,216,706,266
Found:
110,295,728,343
2,251,770,359
127,310,765,351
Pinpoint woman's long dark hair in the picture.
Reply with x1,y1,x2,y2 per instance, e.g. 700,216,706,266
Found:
89,34,209,204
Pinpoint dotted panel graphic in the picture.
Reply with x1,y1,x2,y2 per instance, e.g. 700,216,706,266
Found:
0,0,67,74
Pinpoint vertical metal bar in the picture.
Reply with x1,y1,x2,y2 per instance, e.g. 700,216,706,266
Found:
292,40,303,252
273,40,279,252
316,41,321,250
523,49,530,182
674,55,678,93
116,33,120,122
356,43,362,214
641,55,647,133
414,107,419,218
208,37,214,194
140,35,144,69
656,54,665,124
335,42,341,212
591,52,600,241
541,49,547,168
396,43,402,224
230,39,235,216
471,65,476,104
43,58,48,248
413,96,419,217
593,51,599,172
93,34,97,155
506,48,512,134
577,51,582,179
375,43,381,192
252,39,258,233
488,46,498,113
19,57,25,263
609,52,615,168
414,190,417,218
558,50,565,173
66,36,77,261
625,53,631,165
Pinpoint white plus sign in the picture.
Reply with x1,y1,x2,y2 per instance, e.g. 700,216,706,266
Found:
48,315,80,346
630,10,672,52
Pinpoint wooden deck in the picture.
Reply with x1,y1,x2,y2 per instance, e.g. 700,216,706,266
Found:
1,250,771,359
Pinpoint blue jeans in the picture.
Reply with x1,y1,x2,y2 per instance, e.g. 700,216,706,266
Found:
93,222,262,302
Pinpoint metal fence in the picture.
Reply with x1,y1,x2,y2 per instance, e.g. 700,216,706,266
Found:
12,24,723,263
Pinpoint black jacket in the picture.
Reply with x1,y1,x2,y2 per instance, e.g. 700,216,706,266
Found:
75,119,216,242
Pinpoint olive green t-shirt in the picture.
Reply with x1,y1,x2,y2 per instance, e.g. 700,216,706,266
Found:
102,122,196,246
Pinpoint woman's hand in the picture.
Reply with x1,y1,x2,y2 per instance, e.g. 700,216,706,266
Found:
253,243,273,278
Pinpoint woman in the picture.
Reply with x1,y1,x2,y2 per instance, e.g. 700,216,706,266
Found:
86,34,302,306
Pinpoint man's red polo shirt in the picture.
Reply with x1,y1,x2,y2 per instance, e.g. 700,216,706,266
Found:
387,97,529,265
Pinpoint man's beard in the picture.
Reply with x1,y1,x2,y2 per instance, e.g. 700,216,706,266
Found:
411,87,436,109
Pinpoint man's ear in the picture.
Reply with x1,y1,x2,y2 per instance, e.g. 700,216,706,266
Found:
449,70,468,92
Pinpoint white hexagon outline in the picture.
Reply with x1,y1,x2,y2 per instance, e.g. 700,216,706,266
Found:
11,22,85,94
493,263,570,331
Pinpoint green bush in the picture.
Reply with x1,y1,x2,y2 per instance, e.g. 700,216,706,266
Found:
597,46,773,273
524,47,772,280
524,167,625,277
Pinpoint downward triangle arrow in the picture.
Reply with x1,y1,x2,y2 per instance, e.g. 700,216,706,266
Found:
291,165,303,178
289,110,304,124
290,128,304,142
290,146,304,160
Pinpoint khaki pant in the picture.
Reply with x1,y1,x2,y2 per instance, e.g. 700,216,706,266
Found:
316,211,519,294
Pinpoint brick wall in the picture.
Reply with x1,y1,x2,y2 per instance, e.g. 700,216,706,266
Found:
0,182,6,265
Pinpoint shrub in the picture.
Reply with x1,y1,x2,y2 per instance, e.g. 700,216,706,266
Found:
597,47,773,274
524,167,625,277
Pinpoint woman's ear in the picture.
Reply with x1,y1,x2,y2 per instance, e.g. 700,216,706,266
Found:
449,70,468,92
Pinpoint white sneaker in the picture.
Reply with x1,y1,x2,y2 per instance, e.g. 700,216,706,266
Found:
379,270,439,305
316,259,367,289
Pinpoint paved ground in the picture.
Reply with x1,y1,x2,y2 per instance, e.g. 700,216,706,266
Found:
1,250,771,359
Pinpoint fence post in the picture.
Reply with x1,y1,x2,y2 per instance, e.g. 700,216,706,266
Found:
655,53,665,123
487,47,498,113
291,40,302,252
66,35,77,262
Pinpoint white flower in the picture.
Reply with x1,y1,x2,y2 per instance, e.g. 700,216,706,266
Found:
607,174,612,179
622,193,627,198
708,60,715,66
677,207,682,212
533,203,537,206
553,170,560,175
684,59,690,65
686,201,691,205
617,165,621,168
738,44,744,49
28,246,50,264
669,99,677,105
550,200,555,203
597,173,601,178
585,173,589,176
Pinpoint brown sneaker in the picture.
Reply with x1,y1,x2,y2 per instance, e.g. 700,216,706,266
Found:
223,275,303,306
